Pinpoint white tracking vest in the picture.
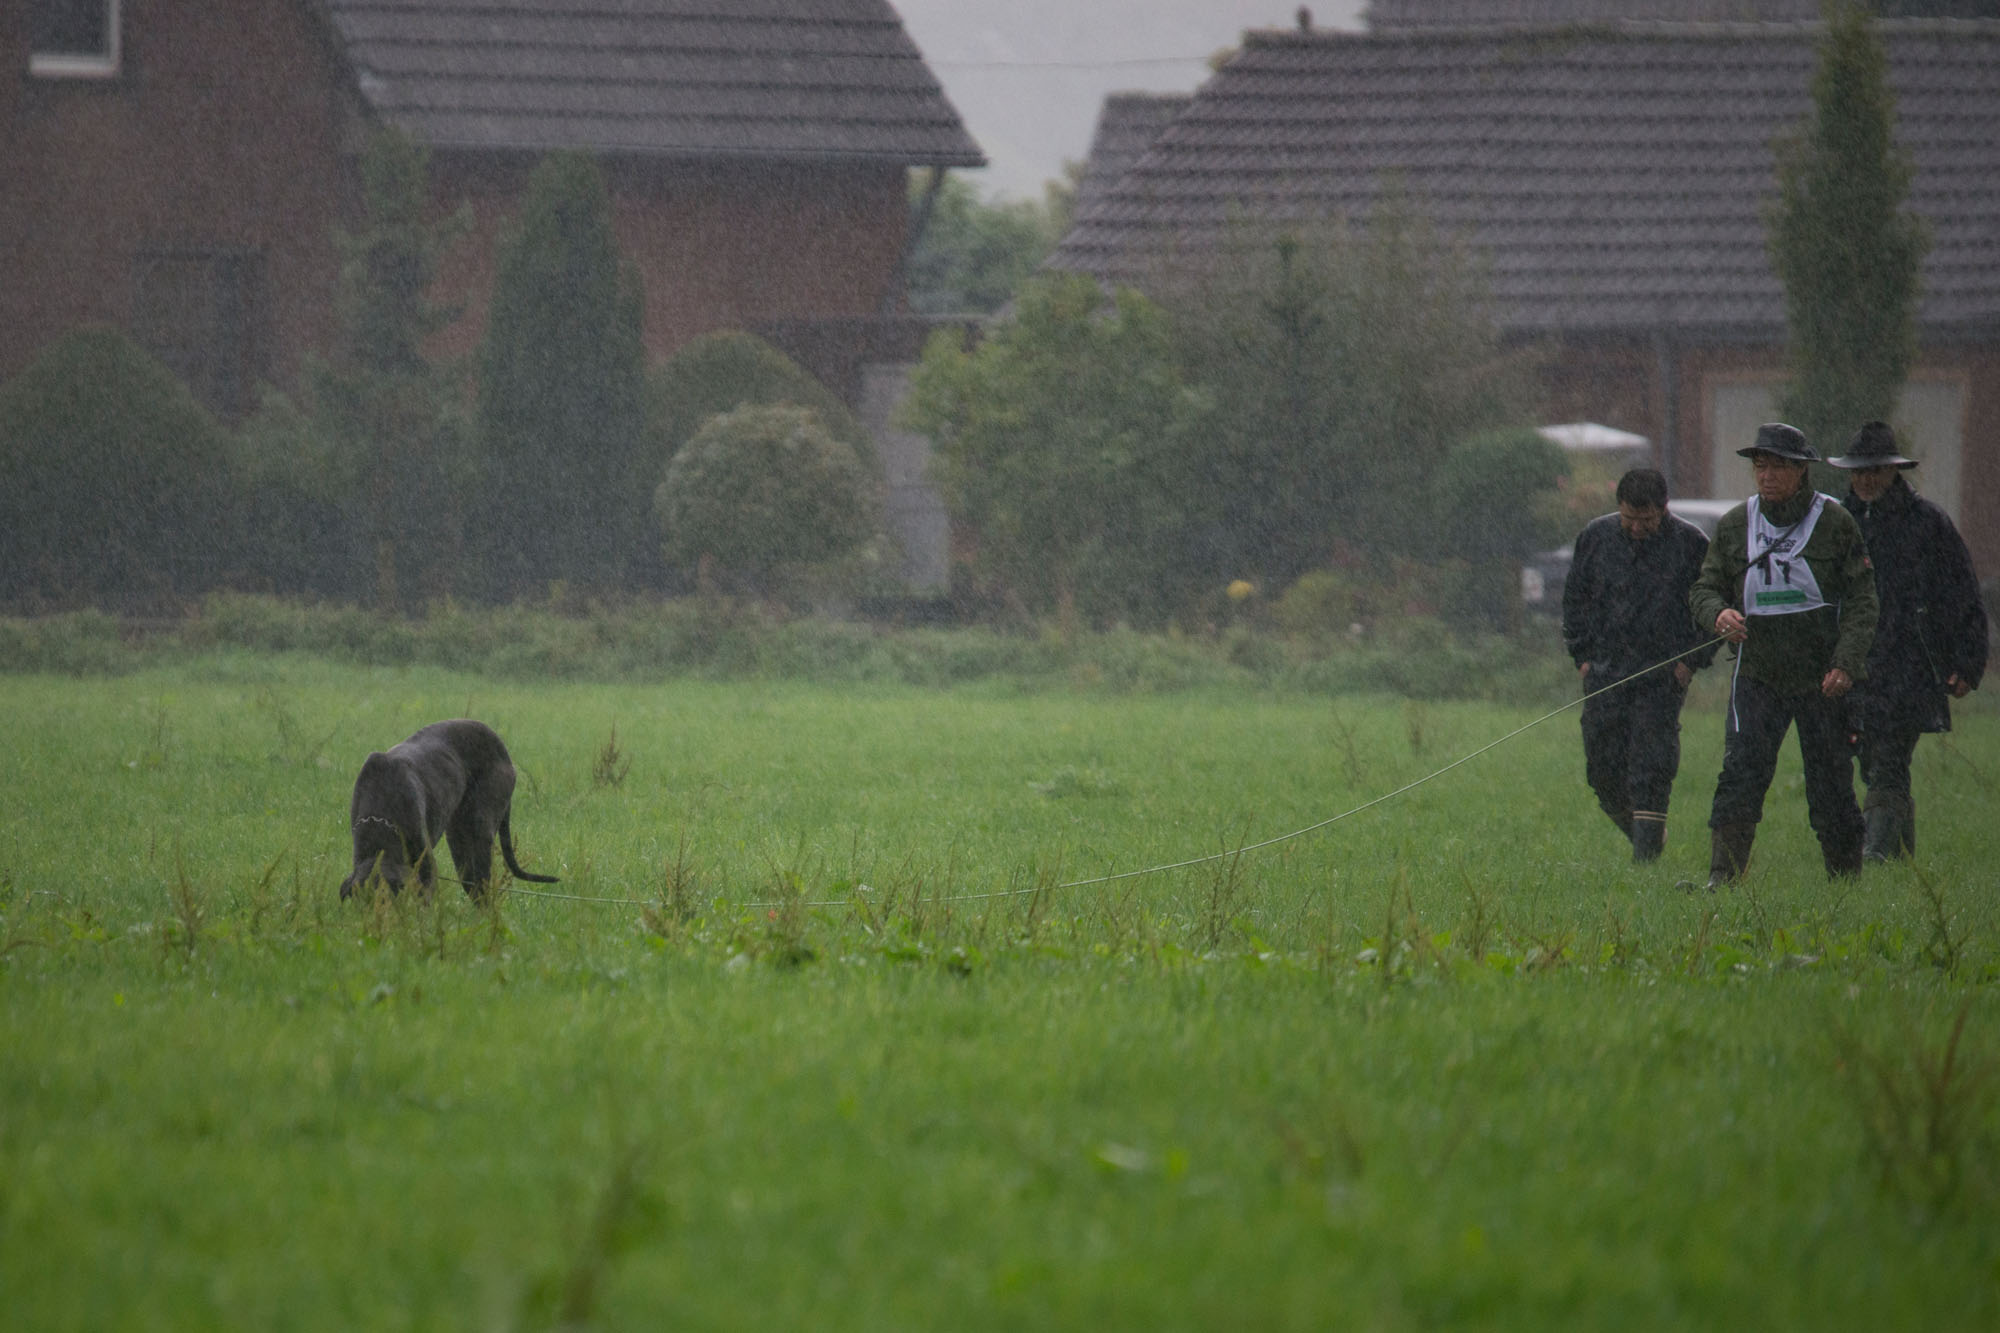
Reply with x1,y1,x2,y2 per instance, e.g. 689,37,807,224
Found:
1743,492,1831,617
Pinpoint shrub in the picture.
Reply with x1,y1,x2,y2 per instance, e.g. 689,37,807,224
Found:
1430,427,1572,632
1272,569,1368,639
647,331,875,474
224,389,369,603
0,327,234,612
655,404,881,598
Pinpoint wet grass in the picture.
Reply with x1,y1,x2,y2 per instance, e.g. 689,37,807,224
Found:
2,659,1997,1329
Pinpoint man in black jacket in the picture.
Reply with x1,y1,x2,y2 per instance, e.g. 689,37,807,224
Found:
1562,468,1718,861
1830,421,1989,860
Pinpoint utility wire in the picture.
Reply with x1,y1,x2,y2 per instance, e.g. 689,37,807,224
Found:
501,637,1727,914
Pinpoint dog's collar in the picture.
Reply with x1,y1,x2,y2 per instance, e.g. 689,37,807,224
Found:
352,815,399,832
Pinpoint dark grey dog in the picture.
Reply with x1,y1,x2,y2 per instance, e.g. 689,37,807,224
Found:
340,719,559,901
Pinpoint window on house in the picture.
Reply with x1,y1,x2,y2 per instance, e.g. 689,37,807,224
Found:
132,250,268,420
30,0,121,78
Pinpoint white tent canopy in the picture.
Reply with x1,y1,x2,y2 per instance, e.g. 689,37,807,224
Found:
1535,422,1652,456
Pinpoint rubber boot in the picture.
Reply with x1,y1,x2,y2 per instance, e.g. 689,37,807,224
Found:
1704,822,1755,889
1862,806,1896,863
1863,797,1916,862
1823,835,1864,879
1630,811,1666,864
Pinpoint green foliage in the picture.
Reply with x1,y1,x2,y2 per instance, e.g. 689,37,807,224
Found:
1432,430,1572,565
223,128,473,608
475,152,647,599
647,330,874,475
1158,189,1534,590
0,595,1578,703
0,327,234,611
222,388,364,602
338,128,467,376
903,274,1213,627
1430,428,1572,630
1765,2,1929,451
316,128,476,610
904,173,1064,314
654,404,881,596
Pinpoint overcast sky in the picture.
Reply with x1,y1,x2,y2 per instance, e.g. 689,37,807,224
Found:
894,1,1367,200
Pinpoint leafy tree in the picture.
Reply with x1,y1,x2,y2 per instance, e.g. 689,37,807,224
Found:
902,274,1210,627
475,152,647,599
904,174,1063,315
1429,428,1572,632
0,327,232,611
1765,2,1929,454
655,404,879,598
1156,187,1532,593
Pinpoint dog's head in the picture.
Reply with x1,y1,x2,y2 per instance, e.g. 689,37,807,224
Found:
341,821,411,899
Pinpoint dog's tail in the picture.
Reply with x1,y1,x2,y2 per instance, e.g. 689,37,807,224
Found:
499,814,560,883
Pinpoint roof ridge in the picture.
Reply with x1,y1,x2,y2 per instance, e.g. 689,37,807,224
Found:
1245,16,2000,46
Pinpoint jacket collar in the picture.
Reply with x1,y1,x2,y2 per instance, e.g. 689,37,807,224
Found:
1845,473,1914,518
1759,485,1817,526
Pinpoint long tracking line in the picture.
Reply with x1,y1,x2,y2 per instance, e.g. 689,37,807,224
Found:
500,638,1727,913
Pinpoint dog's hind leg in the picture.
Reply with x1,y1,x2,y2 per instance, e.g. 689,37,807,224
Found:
444,819,494,900
446,772,504,900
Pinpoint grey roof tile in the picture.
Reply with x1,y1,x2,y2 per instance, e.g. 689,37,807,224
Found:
1071,93,1193,221
323,0,984,165
1052,20,2000,335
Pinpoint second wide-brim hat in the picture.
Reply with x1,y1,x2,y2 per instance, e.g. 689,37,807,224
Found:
1827,420,1917,470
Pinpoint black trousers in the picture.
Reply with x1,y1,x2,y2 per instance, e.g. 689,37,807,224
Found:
1580,671,1685,822
1857,724,1922,814
1710,671,1864,855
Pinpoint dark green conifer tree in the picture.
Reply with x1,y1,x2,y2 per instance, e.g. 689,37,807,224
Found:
475,152,646,600
314,127,473,609
1765,2,1929,453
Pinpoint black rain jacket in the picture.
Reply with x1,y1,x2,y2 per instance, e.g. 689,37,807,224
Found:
1562,511,1717,681
1842,474,1988,734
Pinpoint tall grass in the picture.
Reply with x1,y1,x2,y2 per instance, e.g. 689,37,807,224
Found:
2,659,1996,1329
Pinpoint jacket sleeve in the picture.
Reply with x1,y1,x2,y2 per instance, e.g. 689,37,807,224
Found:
1688,508,1742,641
1829,515,1878,679
1561,523,1597,666
1927,506,1990,688
1683,527,1720,670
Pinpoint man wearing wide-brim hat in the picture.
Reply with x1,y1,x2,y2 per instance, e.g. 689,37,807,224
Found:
1689,423,1878,886
1829,421,1988,861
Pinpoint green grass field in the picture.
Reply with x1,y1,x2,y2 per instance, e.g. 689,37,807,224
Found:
3,654,1997,1329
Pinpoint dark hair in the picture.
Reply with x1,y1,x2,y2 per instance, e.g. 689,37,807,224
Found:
1615,467,1668,510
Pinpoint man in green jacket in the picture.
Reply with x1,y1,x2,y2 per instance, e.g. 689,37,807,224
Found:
1689,423,1878,886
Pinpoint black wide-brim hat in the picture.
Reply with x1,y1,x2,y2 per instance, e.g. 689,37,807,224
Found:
1828,420,1917,470
1735,422,1821,463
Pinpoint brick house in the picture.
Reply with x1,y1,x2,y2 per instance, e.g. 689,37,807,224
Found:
1050,14,2000,575
0,0,983,420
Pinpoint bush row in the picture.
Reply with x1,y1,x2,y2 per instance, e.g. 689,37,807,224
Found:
0,595,1570,703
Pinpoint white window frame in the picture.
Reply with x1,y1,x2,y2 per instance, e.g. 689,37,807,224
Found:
29,0,122,80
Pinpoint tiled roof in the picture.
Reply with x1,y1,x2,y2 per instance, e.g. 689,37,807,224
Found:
1365,0,1820,27
1070,93,1192,222
1050,20,2000,337
320,0,984,166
